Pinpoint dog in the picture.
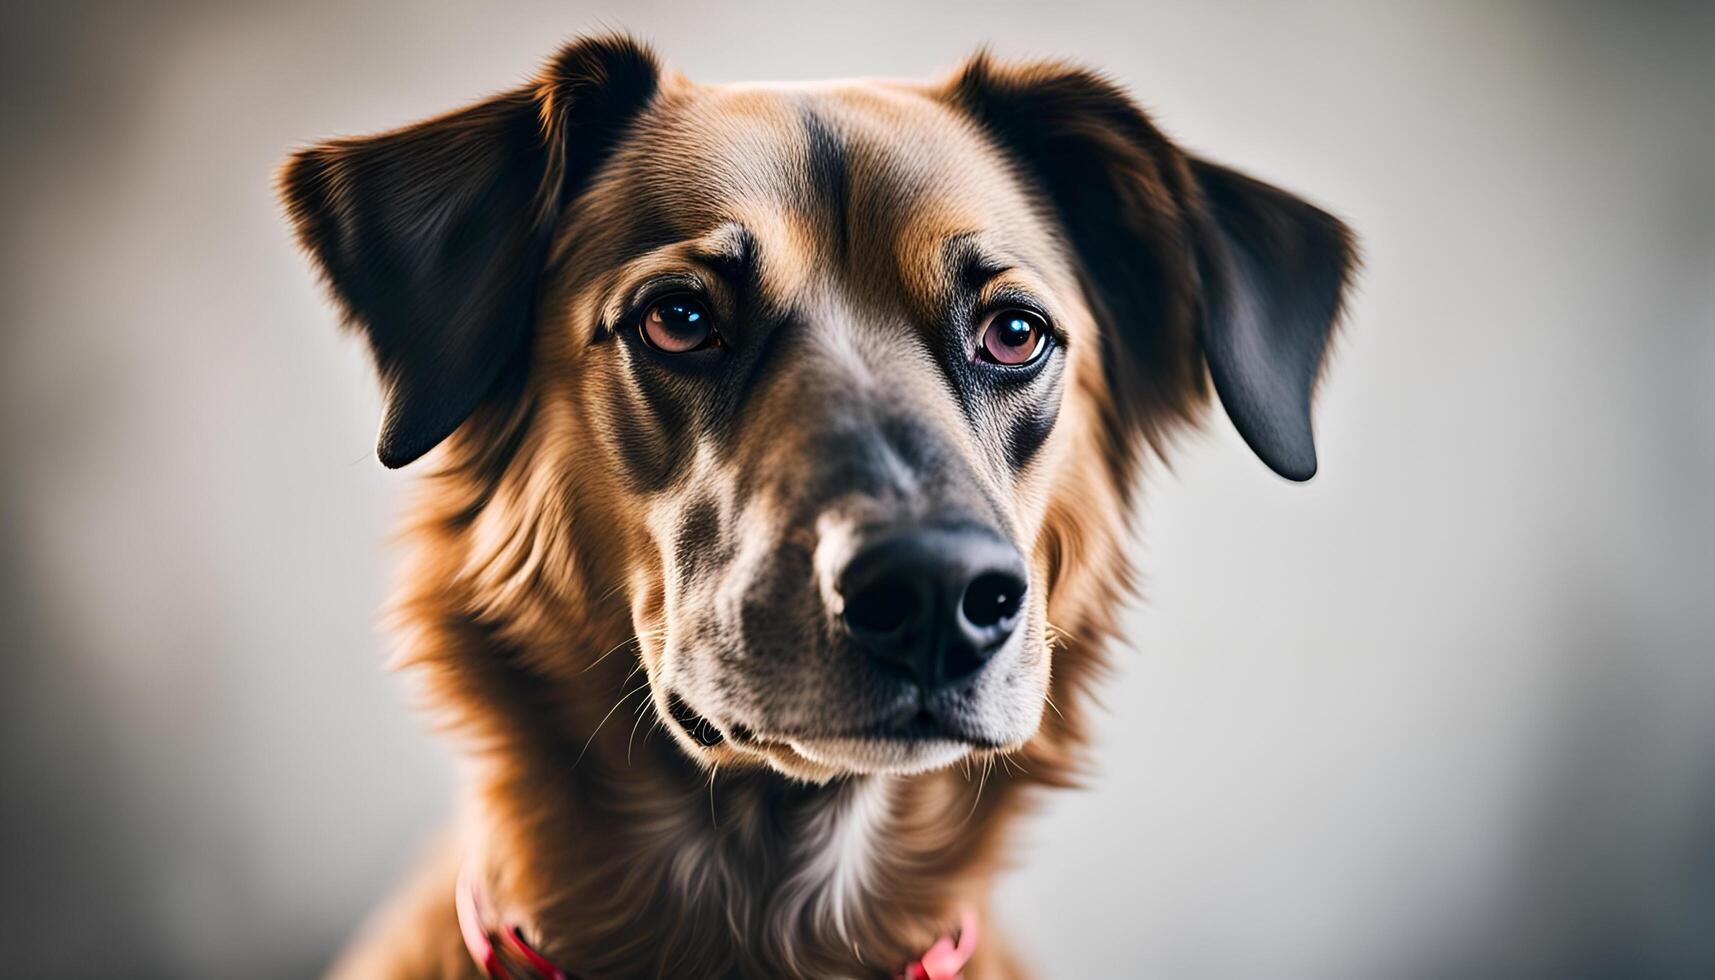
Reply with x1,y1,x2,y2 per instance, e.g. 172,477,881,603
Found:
281,33,1355,979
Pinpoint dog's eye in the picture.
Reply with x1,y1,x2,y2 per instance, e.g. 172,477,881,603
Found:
640,295,716,353
977,308,1048,366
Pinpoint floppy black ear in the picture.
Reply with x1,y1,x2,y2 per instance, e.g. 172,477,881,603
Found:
1188,160,1355,480
279,35,659,468
946,55,1356,482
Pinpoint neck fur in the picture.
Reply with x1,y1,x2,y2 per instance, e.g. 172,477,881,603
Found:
426,615,1027,978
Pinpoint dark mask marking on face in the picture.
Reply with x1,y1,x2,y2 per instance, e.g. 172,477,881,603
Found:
673,494,724,582
1004,386,1061,473
605,358,692,493
799,107,851,261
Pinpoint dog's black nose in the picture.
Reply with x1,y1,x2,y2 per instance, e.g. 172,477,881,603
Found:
838,525,1028,690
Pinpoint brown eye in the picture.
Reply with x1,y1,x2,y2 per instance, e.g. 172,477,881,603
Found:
977,308,1048,366
640,295,715,353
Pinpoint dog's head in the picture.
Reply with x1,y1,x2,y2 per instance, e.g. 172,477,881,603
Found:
282,36,1354,781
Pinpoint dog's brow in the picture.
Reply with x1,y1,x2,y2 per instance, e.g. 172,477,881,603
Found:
943,233,1013,294
688,224,760,294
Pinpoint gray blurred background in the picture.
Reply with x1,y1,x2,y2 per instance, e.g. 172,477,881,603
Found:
3,1,1712,977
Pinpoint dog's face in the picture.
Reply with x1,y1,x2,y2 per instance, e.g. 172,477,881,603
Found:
550,82,1085,777
282,37,1354,781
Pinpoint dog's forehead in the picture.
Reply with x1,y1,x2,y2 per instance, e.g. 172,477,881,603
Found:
663,82,1019,205
589,80,1062,290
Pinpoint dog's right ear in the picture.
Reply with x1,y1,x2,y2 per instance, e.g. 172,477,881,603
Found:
279,35,659,468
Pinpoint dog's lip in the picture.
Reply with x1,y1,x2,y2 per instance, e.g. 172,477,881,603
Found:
856,707,1006,747
784,734,972,777
744,707,1006,750
665,692,726,747
688,704,1010,779
667,690,1005,758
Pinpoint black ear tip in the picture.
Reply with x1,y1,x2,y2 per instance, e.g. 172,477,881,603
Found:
1272,453,1318,483
1211,365,1323,483
1240,431,1317,482
375,416,436,469
1244,427,1318,482
375,444,414,470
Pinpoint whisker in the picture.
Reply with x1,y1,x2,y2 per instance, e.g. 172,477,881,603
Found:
1043,691,1066,721
595,578,631,605
582,626,668,674
962,757,993,826
1044,619,1092,650
571,681,652,770
627,696,656,765
706,764,719,829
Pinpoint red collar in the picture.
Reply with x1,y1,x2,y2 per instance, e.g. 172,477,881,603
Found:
457,864,979,980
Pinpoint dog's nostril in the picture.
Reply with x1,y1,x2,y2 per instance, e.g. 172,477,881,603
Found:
962,572,1026,629
843,579,922,635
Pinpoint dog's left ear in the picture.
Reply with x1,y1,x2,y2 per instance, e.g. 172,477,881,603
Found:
946,55,1357,481
1187,159,1355,480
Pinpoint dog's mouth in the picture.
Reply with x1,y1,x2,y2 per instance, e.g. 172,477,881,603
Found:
837,706,1008,748
663,690,1003,777
666,692,726,748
